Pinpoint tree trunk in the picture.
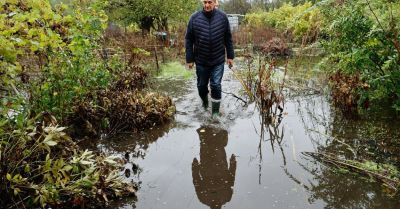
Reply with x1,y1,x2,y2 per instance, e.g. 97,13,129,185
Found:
140,16,154,36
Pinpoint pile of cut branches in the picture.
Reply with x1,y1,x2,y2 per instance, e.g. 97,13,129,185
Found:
72,90,175,137
70,63,175,137
259,38,292,57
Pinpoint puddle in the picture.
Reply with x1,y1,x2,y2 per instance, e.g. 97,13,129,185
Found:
85,58,400,209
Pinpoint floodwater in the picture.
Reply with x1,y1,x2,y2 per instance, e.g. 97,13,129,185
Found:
89,57,400,209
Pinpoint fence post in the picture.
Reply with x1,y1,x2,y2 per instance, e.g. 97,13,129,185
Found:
154,46,159,70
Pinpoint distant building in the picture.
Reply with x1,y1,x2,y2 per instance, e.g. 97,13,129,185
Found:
227,14,244,32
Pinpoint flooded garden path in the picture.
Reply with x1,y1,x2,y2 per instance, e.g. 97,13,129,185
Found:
89,57,400,209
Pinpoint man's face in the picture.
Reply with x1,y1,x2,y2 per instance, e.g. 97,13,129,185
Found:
203,0,215,12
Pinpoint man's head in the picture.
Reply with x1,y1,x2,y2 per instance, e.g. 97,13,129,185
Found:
202,0,217,12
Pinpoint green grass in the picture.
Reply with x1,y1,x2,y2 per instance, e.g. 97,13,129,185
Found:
157,62,194,80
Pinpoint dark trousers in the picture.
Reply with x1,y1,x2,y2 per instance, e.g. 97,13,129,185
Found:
196,64,224,101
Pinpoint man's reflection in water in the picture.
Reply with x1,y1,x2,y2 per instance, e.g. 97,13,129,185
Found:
192,126,237,209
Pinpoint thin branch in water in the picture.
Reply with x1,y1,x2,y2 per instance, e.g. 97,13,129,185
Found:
222,90,247,105
303,151,399,192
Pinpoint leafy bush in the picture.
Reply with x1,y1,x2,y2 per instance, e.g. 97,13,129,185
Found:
0,0,111,119
0,104,136,208
1,0,176,131
245,2,324,43
0,0,157,207
320,0,400,111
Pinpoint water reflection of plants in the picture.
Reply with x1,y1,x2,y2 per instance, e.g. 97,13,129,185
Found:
294,156,400,209
296,93,400,196
308,111,400,195
232,54,286,128
232,54,287,183
304,152,400,193
80,121,177,180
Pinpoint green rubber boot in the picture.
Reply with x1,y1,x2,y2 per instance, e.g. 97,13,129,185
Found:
211,101,220,117
200,96,209,109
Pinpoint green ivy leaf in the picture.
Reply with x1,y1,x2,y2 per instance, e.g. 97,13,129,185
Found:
6,173,12,181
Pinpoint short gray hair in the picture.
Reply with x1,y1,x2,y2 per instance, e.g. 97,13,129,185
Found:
200,0,218,3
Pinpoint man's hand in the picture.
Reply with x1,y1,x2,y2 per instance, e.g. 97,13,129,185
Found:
227,59,234,69
187,62,194,69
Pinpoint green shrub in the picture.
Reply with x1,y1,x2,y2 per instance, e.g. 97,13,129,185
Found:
0,0,112,119
0,1,138,207
321,0,400,111
245,2,324,43
0,110,136,208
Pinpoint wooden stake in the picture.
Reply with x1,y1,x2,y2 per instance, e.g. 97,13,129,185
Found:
154,46,159,70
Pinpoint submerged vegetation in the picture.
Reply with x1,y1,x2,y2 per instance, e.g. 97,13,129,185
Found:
304,152,400,195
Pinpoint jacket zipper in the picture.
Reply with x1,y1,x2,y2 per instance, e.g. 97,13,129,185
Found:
208,16,212,58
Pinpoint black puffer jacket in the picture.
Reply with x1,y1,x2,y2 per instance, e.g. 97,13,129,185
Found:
185,9,234,67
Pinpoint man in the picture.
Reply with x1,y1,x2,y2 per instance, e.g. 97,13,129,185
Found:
185,0,234,117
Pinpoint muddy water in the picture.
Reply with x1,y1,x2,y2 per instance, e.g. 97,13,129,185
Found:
98,57,400,209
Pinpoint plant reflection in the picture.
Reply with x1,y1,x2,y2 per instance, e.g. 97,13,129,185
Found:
291,95,400,208
295,156,400,209
192,126,236,209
